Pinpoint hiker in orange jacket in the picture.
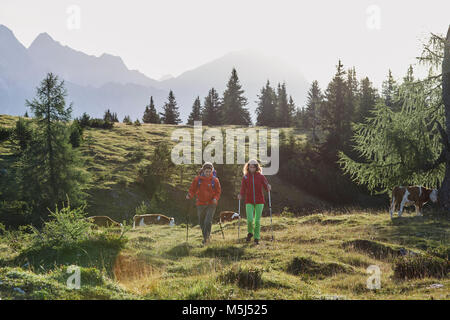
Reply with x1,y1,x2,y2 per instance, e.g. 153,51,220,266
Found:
186,162,221,245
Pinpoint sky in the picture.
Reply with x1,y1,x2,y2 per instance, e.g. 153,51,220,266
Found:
1,0,449,92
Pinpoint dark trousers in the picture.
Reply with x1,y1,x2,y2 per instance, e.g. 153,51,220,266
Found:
197,204,217,241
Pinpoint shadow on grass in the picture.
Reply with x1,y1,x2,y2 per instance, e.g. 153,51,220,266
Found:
12,235,127,277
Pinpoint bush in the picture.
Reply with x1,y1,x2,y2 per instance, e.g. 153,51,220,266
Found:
88,118,114,129
0,126,12,142
30,200,91,248
123,115,132,125
69,120,83,148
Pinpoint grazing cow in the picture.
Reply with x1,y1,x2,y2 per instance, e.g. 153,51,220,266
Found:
219,211,240,223
87,216,123,228
133,214,175,229
389,186,438,218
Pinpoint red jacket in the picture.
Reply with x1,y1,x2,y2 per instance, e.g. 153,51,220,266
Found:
187,174,221,206
239,171,269,204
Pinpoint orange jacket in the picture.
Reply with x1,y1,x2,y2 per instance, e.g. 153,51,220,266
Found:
187,174,221,206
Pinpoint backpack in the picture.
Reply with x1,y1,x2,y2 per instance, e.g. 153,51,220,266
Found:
198,169,217,189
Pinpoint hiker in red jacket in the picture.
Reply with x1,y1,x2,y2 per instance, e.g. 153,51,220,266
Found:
238,159,271,245
186,162,221,245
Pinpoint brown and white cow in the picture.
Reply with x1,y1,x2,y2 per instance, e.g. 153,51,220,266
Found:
219,211,240,223
389,186,438,218
133,214,175,229
87,216,123,228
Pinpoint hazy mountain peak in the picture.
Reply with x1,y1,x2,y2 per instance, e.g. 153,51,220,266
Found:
159,74,174,81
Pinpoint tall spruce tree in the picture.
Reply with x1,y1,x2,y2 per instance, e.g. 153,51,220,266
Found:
356,77,378,123
202,88,222,125
382,70,399,111
304,80,323,143
276,83,295,127
187,96,202,125
222,68,251,125
160,90,181,124
22,73,87,219
256,80,277,126
143,96,161,124
320,60,353,157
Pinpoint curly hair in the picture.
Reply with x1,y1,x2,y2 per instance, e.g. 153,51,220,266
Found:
242,159,262,175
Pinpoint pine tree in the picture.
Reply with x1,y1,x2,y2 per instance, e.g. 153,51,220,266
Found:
222,68,251,125
187,96,202,125
22,73,87,219
160,90,181,125
276,83,295,127
382,70,398,110
320,60,352,156
103,109,118,122
202,88,222,126
256,80,277,126
304,80,323,143
143,96,161,124
123,115,132,125
356,77,378,123
346,67,359,123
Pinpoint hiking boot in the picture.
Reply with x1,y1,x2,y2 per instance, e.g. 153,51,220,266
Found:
254,239,259,245
246,233,253,242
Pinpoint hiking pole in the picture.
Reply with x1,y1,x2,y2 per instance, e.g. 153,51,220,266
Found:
186,196,192,243
219,219,225,240
237,198,241,242
268,190,274,241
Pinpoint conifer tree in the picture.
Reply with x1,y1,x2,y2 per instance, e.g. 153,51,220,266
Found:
222,68,251,125
143,96,161,124
22,73,87,219
187,96,202,125
160,90,181,124
202,88,222,126
256,80,277,126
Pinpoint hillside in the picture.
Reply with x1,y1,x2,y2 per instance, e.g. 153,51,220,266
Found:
0,114,326,225
0,211,448,299
1,114,449,300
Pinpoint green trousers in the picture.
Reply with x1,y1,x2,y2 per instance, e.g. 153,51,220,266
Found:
246,203,264,240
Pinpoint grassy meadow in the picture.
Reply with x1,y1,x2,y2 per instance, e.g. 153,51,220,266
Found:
0,115,448,300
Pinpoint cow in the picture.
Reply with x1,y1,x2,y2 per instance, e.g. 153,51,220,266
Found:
133,214,175,229
219,211,240,223
389,186,438,218
86,216,123,228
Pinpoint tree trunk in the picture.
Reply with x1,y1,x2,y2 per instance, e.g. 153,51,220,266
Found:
438,26,450,210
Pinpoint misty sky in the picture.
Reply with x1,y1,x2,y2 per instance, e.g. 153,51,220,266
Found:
1,0,449,95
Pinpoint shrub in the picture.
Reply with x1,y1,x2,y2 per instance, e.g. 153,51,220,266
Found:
30,200,91,247
69,120,83,148
123,115,132,125
88,118,114,129
0,126,12,142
